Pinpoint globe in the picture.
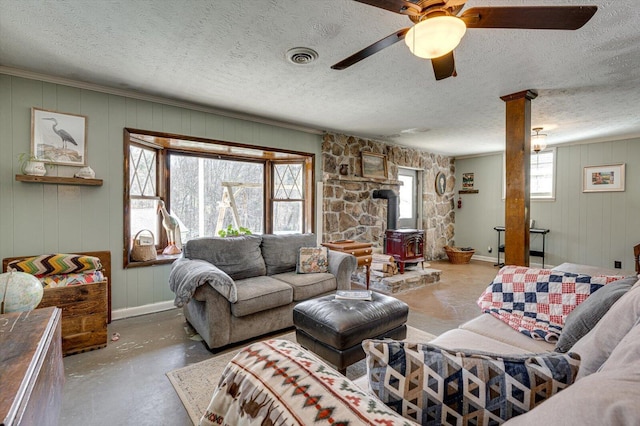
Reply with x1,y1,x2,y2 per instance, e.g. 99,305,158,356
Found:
0,271,44,313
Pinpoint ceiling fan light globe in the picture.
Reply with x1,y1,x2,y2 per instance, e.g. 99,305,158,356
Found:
405,16,466,59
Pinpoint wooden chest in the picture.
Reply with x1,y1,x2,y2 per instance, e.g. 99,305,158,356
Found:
0,307,64,426
37,280,108,356
3,251,111,356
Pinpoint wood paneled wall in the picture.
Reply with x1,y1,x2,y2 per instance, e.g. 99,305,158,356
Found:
455,139,640,271
0,75,323,312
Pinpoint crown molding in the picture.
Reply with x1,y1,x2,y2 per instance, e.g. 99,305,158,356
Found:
0,66,324,136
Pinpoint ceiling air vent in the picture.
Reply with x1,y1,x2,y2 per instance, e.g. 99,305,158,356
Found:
286,47,318,65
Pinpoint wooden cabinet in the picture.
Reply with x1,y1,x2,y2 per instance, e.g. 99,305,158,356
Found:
322,240,373,289
0,307,64,426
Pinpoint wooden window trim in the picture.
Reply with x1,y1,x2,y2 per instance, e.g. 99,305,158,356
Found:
123,128,314,268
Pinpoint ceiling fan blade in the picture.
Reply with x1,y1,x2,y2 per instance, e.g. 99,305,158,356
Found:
353,0,422,16
331,28,410,70
431,51,457,81
460,6,597,30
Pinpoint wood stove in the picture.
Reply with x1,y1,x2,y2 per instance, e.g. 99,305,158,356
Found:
385,229,425,274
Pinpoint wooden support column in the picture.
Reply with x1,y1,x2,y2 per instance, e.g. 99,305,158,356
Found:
500,89,537,267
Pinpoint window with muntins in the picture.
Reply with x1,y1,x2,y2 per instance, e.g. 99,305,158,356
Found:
123,129,314,268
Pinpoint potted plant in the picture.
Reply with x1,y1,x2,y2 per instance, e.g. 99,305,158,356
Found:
18,153,47,176
218,225,252,238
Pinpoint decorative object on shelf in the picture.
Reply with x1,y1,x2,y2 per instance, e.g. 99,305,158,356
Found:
74,165,95,179
18,153,47,176
361,152,388,179
462,172,474,189
444,246,475,264
583,163,625,192
435,171,446,195
339,164,349,176
131,229,157,262
0,271,44,314
31,107,87,166
158,200,183,254
531,127,548,153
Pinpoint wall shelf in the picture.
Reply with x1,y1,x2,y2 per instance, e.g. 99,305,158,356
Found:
15,174,103,186
458,189,479,194
325,174,403,186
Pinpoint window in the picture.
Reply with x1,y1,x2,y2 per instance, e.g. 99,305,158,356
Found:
530,148,556,200
502,147,556,201
123,129,314,267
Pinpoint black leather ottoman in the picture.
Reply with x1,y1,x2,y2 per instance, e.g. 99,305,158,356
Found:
293,292,409,373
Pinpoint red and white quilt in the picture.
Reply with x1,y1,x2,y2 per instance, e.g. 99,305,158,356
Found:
478,266,622,342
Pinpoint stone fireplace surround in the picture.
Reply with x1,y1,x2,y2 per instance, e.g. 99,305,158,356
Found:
322,133,455,261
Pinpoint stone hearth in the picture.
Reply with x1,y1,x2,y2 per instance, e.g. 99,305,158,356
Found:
352,265,442,294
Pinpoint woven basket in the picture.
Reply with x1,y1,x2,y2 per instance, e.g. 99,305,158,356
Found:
131,229,157,262
444,246,475,264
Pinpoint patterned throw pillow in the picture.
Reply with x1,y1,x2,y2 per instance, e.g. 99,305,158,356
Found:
363,339,580,426
201,339,417,426
296,246,328,274
8,254,102,277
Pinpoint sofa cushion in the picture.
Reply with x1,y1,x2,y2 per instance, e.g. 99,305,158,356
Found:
296,246,328,273
260,233,317,275
505,322,640,425
271,271,336,301
431,328,539,355
183,235,265,280
571,281,640,379
363,339,580,426
458,314,555,354
555,275,638,353
200,339,416,426
230,276,293,317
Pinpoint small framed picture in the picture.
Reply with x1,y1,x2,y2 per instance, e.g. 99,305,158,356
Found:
462,172,474,189
31,107,87,166
582,164,625,192
361,152,388,179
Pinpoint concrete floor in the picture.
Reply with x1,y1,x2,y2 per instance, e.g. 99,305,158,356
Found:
60,260,499,426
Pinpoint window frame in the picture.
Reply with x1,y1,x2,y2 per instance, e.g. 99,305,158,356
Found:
502,147,556,202
123,128,315,268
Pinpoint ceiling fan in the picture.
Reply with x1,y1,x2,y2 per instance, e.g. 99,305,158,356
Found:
332,0,597,80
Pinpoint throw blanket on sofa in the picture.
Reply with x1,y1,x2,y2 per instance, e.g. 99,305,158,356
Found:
478,266,622,342
169,258,237,307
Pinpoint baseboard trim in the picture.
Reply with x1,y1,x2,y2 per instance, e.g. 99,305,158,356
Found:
112,300,176,321
471,254,552,269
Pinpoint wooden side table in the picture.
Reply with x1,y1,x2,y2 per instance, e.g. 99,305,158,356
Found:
1,307,64,426
322,241,373,289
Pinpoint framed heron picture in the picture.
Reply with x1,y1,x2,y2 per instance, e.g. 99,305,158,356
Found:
31,107,87,166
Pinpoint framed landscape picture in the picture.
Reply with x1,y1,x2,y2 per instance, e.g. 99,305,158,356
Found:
361,152,388,179
582,163,625,192
31,107,87,166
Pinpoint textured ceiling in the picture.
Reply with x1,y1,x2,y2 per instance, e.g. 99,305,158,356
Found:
1,0,639,156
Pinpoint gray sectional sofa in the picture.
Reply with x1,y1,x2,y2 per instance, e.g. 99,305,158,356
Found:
200,262,640,425
169,233,357,350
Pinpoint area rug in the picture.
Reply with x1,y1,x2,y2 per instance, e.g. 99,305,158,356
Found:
167,326,437,425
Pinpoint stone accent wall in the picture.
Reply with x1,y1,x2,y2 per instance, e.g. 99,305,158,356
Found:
322,133,455,260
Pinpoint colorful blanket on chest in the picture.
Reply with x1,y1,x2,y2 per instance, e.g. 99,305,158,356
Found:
478,266,622,342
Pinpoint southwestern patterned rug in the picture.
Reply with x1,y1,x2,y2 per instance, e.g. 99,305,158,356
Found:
167,326,436,425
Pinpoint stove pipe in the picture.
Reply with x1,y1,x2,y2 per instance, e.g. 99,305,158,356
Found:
372,189,398,230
